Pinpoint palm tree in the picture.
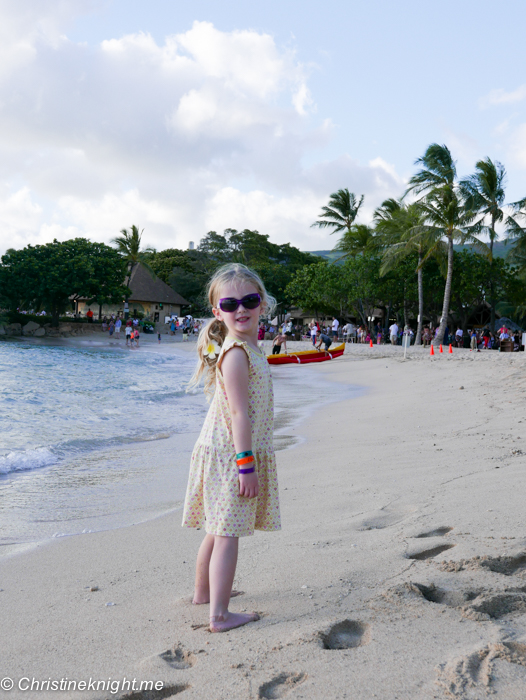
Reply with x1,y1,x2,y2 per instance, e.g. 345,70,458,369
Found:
506,197,526,279
111,225,156,319
458,158,507,332
311,189,365,238
405,144,484,345
375,199,445,345
333,223,378,259
111,225,155,267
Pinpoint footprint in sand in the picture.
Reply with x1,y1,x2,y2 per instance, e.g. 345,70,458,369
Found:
159,645,197,669
413,582,482,607
119,683,189,699
407,543,455,560
437,642,526,696
400,582,526,621
440,551,526,576
415,526,453,538
319,619,371,650
358,505,417,531
464,591,526,620
258,672,306,699
436,646,495,697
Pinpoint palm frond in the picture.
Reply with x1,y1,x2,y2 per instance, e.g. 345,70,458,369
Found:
311,189,365,233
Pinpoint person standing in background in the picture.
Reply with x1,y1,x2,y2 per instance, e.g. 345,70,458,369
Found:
258,322,265,349
331,316,339,340
389,321,399,345
310,322,317,346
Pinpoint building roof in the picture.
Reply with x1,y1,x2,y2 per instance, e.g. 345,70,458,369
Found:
126,263,189,306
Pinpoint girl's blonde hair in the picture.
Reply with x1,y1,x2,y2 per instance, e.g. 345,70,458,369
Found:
188,263,276,396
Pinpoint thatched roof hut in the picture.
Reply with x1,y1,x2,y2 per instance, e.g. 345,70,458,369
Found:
78,263,190,321
125,263,189,319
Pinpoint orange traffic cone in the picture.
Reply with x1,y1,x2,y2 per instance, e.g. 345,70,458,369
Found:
369,339,373,348
439,344,443,353
430,344,435,356
449,344,453,354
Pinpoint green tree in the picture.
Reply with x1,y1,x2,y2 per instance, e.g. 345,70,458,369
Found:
375,199,445,344
333,224,379,259
143,248,193,284
0,239,128,326
196,229,317,310
458,158,508,332
405,143,483,345
506,197,526,280
450,250,521,332
284,261,344,318
340,253,384,325
285,253,390,328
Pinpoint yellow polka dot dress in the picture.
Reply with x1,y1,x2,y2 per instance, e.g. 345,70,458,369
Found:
182,338,281,537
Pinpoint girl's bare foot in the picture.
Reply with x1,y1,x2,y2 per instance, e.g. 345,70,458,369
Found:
192,589,244,605
209,611,260,633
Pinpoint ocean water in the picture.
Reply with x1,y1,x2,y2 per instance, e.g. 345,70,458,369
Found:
0,339,210,552
0,338,358,555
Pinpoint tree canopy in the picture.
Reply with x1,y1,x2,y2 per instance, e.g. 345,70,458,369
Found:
0,239,129,325
144,229,318,314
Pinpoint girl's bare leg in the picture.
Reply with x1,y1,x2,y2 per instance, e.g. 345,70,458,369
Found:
193,533,215,604
209,535,259,633
193,533,245,604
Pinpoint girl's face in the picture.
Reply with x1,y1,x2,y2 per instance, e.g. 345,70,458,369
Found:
212,280,263,342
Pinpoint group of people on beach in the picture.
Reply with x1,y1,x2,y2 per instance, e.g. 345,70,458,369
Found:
98,315,142,347
169,317,203,340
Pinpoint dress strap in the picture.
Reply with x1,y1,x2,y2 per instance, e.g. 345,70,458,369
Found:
217,338,251,371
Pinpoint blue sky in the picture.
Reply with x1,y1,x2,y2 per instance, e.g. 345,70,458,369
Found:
0,0,525,254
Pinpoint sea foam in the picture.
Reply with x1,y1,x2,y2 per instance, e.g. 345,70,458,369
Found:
0,447,58,475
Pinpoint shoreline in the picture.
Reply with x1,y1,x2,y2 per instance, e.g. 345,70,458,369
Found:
0,337,360,563
1,346,526,698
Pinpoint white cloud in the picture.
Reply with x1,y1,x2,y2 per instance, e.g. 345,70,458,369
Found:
480,84,526,108
0,8,404,256
205,187,326,248
439,125,480,168
508,123,526,169
0,184,43,250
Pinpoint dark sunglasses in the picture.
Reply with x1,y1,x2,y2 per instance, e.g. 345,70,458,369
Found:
218,293,261,313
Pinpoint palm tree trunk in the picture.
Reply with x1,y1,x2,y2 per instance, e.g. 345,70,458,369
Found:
433,235,454,345
489,221,496,334
415,250,424,345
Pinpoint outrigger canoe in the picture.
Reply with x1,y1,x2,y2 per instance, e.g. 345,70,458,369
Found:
267,343,345,365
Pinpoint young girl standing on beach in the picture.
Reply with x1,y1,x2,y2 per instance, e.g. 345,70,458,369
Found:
183,263,281,633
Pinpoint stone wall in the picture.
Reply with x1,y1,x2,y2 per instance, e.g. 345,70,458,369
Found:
0,321,106,338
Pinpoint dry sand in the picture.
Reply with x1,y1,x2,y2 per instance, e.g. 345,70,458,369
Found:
1,342,526,699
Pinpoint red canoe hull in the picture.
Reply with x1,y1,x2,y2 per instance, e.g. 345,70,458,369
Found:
267,343,345,365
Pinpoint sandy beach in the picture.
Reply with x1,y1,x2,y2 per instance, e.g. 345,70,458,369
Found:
1,341,526,699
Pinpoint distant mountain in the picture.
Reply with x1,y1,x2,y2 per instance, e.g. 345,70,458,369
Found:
307,250,341,262
454,240,511,258
307,240,513,261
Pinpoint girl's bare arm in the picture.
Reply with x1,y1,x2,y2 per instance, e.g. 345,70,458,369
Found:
221,347,259,498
